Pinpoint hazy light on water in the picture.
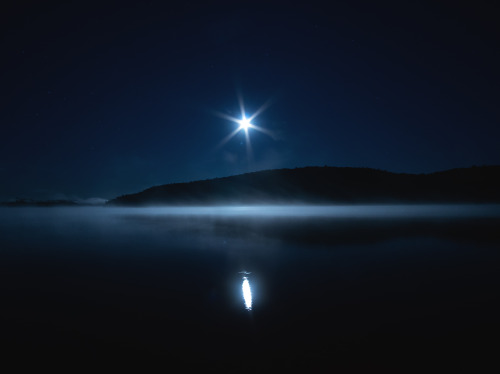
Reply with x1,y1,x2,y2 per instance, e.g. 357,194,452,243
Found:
102,205,500,218
242,277,252,310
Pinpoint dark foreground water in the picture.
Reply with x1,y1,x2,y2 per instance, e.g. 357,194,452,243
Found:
1,205,499,372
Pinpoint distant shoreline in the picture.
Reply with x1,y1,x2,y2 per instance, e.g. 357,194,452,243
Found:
0,200,105,207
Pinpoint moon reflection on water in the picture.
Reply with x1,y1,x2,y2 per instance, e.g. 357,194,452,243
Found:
242,276,252,310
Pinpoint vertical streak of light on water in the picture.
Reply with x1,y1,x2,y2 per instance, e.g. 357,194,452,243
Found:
242,277,252,310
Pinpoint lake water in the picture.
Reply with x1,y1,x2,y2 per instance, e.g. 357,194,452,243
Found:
1,205,499,372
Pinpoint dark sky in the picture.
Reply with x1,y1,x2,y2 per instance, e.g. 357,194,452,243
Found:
1,0,499,200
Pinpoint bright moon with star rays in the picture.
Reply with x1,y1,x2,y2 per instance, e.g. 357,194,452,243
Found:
238,116,252,131
214,95,274,158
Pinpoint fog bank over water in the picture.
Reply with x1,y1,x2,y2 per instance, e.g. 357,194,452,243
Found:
3,204,499,219
1,205,499,248
104,204,500,218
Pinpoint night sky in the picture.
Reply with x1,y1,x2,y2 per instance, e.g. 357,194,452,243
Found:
1,0,498,200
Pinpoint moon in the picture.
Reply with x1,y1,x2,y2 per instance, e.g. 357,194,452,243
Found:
238,116,252,131
213,96,275,154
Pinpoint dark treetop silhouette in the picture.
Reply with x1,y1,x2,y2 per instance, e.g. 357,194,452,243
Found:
108,166,500,206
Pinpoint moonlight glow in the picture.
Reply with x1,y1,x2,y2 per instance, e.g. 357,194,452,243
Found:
214,96,274,156
238,116,252,131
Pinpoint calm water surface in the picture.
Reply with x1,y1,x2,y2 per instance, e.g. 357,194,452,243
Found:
1,205,499,372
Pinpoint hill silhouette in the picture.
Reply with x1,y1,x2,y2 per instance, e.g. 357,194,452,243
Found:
108,166,500,206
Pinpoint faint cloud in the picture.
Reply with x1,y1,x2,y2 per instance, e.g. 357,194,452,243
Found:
223,151,238,164
47,192,108,205
75,197,108,205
